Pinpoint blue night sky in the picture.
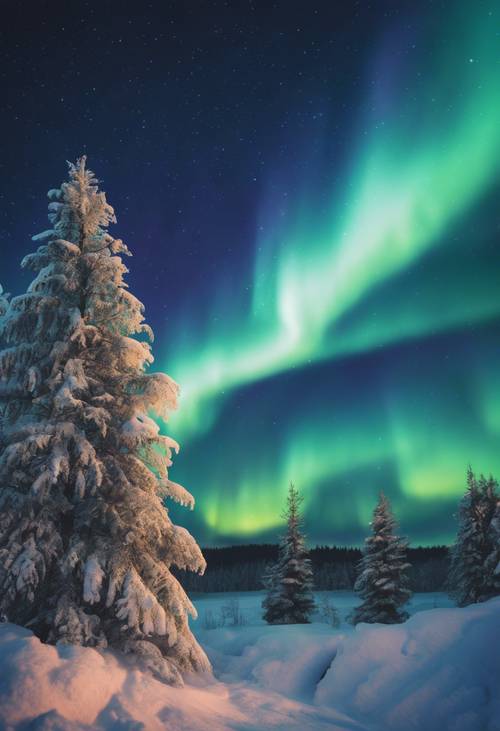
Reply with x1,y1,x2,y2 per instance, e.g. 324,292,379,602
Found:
1,1,500,546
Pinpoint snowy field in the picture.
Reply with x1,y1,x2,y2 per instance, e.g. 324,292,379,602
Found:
0,592,499,731
191,590,453,629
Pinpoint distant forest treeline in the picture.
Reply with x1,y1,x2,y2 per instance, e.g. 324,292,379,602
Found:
174,545,449,593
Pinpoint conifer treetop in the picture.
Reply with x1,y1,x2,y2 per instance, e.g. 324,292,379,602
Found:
262,482,315,624
0,158,210,685
350,492,411,625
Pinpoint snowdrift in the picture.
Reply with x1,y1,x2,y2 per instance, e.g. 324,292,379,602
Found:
0,596,498,730
315,597,500,731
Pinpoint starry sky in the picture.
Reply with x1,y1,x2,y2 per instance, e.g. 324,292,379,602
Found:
1,1,499,547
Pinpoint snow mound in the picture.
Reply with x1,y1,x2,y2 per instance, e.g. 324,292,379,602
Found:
199,623,342,701
0,622,358,731
316,597,500,731
0,596,498,730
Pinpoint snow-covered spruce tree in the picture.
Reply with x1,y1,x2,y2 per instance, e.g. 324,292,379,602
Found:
448,467,499,606
262,483,315,624
349,493,411,625
0,158,211,685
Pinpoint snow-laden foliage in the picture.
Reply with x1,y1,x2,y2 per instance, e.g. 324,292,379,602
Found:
262,483,315,624
349,493,411,624
448,467,500,606
0,157,210,684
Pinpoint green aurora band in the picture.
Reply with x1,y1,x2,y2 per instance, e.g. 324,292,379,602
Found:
163,5,500,544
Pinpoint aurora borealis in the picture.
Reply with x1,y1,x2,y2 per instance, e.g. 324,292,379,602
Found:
1,1,500,546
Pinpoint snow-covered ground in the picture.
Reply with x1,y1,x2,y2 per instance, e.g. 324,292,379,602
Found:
192,589,453,629
0,592,498,731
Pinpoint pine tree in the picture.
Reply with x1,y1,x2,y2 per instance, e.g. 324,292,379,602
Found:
262,483,315,624
449,467,499,606
0,158,211,685
349,493,411,625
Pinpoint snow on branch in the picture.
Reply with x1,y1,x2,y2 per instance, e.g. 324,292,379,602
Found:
83,555,105,605
158,479,195,510
116,568,171,638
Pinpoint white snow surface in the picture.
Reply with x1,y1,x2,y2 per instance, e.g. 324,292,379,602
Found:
0,591,498,731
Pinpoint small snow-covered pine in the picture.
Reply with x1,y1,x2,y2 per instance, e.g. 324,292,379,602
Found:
349,492,411,625
262,483,315,624
449,467,499,606
0,158,211,685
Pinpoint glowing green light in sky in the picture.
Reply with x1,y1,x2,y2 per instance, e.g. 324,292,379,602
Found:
162,5,500,544
166,8,500,439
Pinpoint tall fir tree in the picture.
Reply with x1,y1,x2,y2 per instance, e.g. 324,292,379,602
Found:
262,483,315,624
0,158,211,685
448,467,499,606
349,493,411,625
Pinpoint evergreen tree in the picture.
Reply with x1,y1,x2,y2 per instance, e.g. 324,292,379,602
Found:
0,158,211,685
262,483,315,624
449,467,499,605
349,493,411,625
